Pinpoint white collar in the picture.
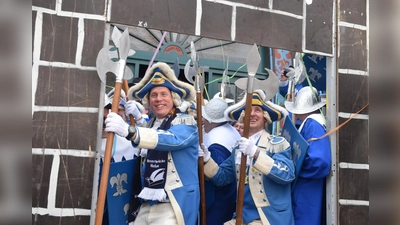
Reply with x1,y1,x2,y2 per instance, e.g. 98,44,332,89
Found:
249,130,263,143
298,113,326,132
152,117,166,129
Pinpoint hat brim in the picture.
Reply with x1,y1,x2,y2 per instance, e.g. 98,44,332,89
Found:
284,101,326,114
127,62,195,102
224,90,287,122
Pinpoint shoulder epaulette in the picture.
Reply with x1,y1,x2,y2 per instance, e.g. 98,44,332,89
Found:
267,136,290,153
171,114,197,126
270,136,285,145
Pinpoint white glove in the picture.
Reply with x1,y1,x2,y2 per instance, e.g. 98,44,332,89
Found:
198,143,211,163
125,100,142,120
238,137,257,159
105,112,129,137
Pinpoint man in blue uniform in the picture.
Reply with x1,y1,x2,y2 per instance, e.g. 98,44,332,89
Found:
199,89,296,225
105,62,199,225
201,97,241,224
284,86,331,225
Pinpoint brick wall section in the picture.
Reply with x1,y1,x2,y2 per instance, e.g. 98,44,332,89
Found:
338,0,369,224
110,0,334,55
32,0,105,223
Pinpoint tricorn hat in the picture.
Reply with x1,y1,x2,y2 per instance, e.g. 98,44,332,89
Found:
224,89,287,123
127,62,196,107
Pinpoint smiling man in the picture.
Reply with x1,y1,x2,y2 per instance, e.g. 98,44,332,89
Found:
199,89,296,225
105,62,199,225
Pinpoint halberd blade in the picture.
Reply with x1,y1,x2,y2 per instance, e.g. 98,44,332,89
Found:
235,68,279,101
246,44,261,76
184,59,196,84
111,27,122,50
116,28,131,61
96,45,119,84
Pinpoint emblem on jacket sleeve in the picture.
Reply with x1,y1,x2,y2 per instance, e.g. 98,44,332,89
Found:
110,173,129,196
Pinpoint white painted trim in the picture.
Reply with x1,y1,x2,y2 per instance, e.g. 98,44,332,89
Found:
265,9,302,19
331,0,336,60
302,0,306,53
75,18,85,66
47,152,60,210
32,5,106,21
33,106,99,113
339,199,369,206
339,21,367,31
366,0,370,76
195,0,202,36
32,207,91,216
338,68,368,76
106,0,112,22
339,162,369,170
204,0,303,19
32,148,97,158
338,112,369,120
32,6,57,15
231,6,237,41
32,12,43,117
36,60,97,70
301,48,334,57
56,0,62,13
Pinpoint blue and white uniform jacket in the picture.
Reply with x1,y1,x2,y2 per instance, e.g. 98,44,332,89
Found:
292,114,331,225
203,123,240,224
204,130,295,225
132,114,199,225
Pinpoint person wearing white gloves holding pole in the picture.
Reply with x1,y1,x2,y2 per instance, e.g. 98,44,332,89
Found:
104,62,199,225
199,89,296,225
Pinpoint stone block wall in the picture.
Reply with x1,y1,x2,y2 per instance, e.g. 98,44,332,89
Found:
337,0,369,224
32,0,106,224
